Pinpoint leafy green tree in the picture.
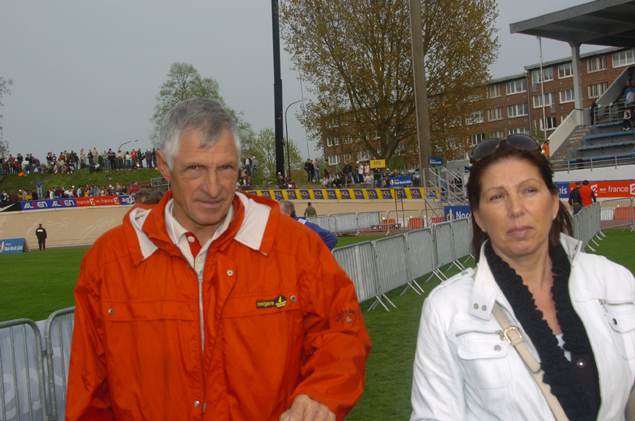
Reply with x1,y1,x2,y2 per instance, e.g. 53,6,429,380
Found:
0,77,10,157
150,63,254,148
281,0,499,163
245,128,303,179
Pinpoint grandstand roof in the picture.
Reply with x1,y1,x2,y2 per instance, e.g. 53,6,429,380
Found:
510,0,635,48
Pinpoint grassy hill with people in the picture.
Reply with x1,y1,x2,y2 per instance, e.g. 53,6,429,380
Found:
0,166,318,197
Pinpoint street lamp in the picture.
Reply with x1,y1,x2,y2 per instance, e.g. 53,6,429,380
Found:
118,138,138,153
284,99,306,179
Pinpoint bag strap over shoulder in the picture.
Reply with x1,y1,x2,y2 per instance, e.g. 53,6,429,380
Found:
492,302,569,421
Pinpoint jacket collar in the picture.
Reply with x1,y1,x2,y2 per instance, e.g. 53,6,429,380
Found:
124,191,279,265
469,234,583,320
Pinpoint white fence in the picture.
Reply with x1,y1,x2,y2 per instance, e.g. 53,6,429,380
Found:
0,205,606,420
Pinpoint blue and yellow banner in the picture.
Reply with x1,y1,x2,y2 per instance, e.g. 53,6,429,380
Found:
243,187,427,200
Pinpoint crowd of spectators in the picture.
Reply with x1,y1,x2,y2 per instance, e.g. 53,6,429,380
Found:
0,181,150,205
0,148,159,176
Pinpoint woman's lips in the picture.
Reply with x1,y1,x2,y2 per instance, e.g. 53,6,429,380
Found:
507,226,532,237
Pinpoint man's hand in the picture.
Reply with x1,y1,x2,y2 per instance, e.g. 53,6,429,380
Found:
279,394,335,421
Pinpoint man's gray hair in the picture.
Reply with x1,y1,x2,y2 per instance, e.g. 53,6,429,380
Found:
278,200,296,217
158,98,242,169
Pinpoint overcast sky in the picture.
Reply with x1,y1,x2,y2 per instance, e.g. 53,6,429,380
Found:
0,0,606,162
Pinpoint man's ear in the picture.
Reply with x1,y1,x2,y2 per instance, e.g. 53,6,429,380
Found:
156,151,171,182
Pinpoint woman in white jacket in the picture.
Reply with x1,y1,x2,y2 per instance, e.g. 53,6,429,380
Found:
411,135,635,421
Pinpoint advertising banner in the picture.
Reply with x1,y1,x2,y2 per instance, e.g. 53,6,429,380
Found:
554,182,570,199
444,206,472,221
0,238,30,254
388,176,413,187
429,157,443,167
75,196,132,207
0,202,22,213
244,188,429,200
20,198,77,211
568,180,635,198
370,159,386,169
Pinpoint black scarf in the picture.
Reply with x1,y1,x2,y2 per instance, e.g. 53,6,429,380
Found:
485,241,600,420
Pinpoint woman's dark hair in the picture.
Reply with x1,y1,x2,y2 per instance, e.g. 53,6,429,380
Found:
466,140,573,261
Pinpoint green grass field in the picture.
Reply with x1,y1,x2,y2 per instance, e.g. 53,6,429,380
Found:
0,229,633,420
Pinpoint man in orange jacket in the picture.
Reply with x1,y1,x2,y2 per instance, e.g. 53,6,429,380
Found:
579,180,597,207
66,98,371,421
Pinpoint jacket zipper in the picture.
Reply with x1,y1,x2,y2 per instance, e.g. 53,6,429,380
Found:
198,272,205,354
599,299,634,306
456,330,505,341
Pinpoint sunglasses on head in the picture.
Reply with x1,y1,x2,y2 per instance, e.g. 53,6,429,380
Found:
469,134,540,163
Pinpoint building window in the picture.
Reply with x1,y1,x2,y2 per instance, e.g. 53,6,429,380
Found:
535,117,558,131
532,92,555,108
561,113,569,123
487,107,503,121
470,133,485,147
586,56,607,73
328,154,341,165
559,88,575,104
343,137,353,145
506,79,527,95
531,67,554,83
558,63,573,79
357,150,371,161
487,84,502,98
327,137,333,147
613,50,635,68
588,82,608,99
507,103,529,118
466,111,484,125
508,127,530,135
489,129,505,139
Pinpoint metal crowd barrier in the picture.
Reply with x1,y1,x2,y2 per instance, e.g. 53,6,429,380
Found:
451,218,473,265
572,202,604,252
372,236,411,311
328,212,358,235
44,308,75,421
332,242,379,304
305,214,330,231
599,198,634,231
432,222,456,274
386,209,422,235
404,229,437,285
356,211,387,234
0,319,48,421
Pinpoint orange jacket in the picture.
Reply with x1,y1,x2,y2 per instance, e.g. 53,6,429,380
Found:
579,185,596,207
66,192,371,421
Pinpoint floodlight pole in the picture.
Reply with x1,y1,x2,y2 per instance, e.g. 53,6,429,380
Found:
272,0,285,177
285,99,305,179
118,139,138,153
409,0,432,188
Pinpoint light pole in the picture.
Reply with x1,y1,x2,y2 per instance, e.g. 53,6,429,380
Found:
284,99,306,179
118,139,138,153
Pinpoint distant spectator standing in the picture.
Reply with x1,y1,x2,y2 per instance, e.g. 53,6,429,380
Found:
342,161,352,184
279,200,338,250
304,202,317,217
568,181,582,215
626,87,635,108
36,178,43,199
579,180,597,207
145,149,152,168
131,149,137,168
541,140,550,159
322,160,329,179
151,148,157,168
623,107,633,131
35,224,47,251
137,148,143,168
250,156,258,177
244,156,252,176
80,148,86,167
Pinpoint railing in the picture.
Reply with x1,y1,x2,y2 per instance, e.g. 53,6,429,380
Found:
593,101,628,125
551,155,634,172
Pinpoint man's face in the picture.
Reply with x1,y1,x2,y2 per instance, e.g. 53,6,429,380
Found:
157,129,239,239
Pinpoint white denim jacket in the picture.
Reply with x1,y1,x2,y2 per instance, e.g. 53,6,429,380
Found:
411,235,635,421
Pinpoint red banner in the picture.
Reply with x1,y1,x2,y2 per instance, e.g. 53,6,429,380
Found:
569,180,635,198
75,196,123,207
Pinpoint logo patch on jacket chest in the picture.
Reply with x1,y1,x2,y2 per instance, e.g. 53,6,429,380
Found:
256,295,287,309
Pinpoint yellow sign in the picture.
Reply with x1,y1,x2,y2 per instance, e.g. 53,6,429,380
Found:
370,159,386,169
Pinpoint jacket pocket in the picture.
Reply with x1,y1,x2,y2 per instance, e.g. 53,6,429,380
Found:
601,299,635,359
101,299,197,321
457,331,511,389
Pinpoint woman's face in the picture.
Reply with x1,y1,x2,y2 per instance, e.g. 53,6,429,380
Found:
473,157,559,263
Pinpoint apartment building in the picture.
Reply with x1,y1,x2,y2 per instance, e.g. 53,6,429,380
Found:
468,47,633,146
321,47,634,171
